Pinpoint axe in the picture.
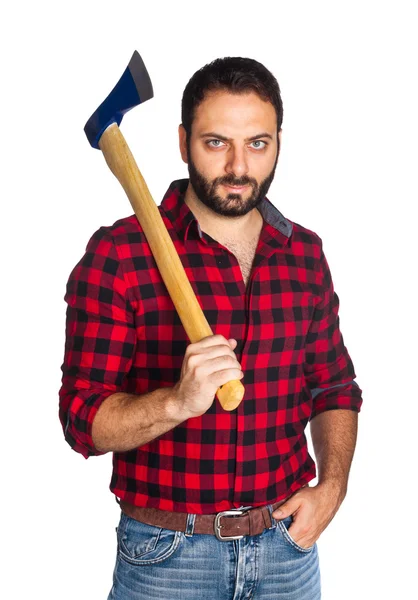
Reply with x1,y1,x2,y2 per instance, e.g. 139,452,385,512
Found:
84,51,245,411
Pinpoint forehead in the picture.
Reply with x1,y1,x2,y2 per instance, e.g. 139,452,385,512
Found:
192,90,277,135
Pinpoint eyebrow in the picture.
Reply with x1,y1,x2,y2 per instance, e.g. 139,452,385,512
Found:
200,132,273,142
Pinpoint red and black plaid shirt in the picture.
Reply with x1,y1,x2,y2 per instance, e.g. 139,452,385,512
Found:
59,179,363,514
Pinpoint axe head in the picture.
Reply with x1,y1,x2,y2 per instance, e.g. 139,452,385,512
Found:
84,50,154,149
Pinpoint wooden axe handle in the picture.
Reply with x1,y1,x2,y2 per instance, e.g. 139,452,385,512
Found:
98,123,245,411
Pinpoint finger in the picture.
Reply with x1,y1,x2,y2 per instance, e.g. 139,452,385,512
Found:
197,334,232,348
287,521,312,548
203,353,242,375
272,496,301,520
189,342,240,364
210,367,245,388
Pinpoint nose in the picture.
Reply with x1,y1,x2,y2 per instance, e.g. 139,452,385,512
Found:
225,145,249,178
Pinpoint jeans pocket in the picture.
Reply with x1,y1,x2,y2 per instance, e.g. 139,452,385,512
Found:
117,513,183,566
277,516,315,553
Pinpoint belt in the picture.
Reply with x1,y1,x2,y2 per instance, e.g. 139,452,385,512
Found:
119,495,293,542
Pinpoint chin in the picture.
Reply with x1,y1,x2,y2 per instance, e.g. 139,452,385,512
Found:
225,193,244,200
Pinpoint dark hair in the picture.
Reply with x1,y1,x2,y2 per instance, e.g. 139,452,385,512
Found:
181,57,283,141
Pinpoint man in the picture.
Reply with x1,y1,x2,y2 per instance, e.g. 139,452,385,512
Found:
59,56,363,599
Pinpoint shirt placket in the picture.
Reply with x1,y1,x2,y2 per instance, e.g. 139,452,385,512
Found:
199,225,282,504
232,228,284,503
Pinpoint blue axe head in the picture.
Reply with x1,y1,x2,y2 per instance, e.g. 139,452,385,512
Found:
84,50,154,149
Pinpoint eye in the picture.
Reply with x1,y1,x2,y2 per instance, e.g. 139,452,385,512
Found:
207,139,226,148
249,140,267,150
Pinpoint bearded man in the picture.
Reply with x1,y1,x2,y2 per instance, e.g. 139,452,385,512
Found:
59,56,363,599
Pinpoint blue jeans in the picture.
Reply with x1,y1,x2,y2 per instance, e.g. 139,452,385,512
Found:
108,508,321,599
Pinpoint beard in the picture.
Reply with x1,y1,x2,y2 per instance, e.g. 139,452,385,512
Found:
186,145,279,218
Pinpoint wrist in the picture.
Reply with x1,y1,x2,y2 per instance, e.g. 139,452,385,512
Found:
165,383,192,423
316,480,347,505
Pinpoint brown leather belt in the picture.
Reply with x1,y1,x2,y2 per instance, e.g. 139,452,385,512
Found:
119,496,291,541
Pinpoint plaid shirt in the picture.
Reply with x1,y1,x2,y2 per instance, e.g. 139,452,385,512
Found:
59,178,363,514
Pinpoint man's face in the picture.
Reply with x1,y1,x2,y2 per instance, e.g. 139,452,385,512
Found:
179,90,281,217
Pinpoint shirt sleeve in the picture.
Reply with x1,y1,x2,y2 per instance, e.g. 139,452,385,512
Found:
304,241,363,420
58,227,136,458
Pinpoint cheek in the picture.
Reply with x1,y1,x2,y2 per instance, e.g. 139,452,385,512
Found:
193,147,226,175
251,153,277,178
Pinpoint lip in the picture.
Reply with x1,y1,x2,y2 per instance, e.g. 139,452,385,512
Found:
223,184,249,192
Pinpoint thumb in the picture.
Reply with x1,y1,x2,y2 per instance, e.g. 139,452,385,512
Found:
272,498,298,520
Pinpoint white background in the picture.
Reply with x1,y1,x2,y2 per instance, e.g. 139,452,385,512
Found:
1,1,417,598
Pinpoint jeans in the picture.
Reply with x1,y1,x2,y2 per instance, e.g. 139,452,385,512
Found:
108,508,321,599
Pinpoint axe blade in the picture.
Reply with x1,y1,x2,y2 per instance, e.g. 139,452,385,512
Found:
84,50,154,149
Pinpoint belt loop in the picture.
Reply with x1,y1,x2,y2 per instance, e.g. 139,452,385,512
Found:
267,504,277,529
185,513,196,537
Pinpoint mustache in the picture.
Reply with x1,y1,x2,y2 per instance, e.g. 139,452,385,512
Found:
212,174,258,188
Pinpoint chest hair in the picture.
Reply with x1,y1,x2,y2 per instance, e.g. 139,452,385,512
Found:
222,236,260,288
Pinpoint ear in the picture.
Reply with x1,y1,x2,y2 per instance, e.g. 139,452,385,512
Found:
178,124,188,164
277,129,282,154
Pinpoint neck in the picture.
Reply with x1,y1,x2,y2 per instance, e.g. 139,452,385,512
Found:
184,182,263,242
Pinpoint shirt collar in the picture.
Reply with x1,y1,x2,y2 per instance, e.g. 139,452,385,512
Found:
159,178,293,244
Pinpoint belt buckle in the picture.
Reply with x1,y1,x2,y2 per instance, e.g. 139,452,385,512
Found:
214,507,251,541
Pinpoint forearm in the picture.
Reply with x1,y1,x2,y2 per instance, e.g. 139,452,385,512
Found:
310,409,358,503
91,386,186,453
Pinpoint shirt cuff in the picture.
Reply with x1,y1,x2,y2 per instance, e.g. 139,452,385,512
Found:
309,380,363,420
63,389,117,459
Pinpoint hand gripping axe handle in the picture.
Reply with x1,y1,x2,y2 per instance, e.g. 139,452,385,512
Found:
84,51,245,411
